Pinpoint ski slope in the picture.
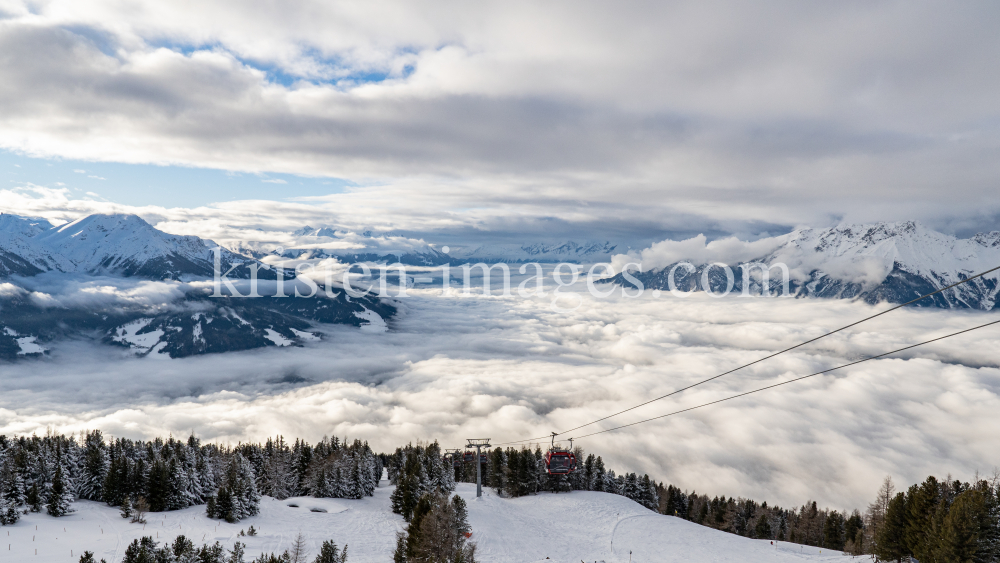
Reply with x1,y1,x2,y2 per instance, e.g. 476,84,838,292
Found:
0,482,849,563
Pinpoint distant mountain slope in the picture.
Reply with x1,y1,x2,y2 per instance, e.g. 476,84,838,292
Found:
0,283,395,360
0,214,73,275
451,241,620,263
0,214,397,360
613,222,1000,309
0,213,273,280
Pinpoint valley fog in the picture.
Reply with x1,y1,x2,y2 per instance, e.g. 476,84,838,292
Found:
2,285,997,512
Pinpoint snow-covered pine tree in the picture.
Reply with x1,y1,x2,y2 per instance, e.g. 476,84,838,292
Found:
583,454,595,491
452,495,471,535
593,456,606,492
226,452,260,521
0,492,20,525
46,464,73,516
313,539,348,563
79,430,109,501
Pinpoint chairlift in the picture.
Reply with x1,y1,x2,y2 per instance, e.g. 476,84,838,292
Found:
463,450,476,463
544,433,577,475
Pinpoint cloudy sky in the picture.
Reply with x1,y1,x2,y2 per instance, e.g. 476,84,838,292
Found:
1,0,999,243
2,0,1000,512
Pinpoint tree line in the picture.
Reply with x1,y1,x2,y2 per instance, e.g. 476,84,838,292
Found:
5,431,998,562
76,532,348,563
0,431,381,525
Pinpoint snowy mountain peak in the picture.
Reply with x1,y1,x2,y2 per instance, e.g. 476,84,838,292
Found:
617,220,1000,309
33,213,219,277
0,213,54,237
0,213,266,280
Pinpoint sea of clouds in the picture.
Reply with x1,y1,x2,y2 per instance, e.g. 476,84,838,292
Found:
1,282,998,512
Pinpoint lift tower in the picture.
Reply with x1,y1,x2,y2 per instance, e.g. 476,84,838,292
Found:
466,438,491,498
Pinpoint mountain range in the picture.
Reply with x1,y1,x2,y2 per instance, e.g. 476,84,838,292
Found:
0,213,395,361
3,214,997,362
229,227,621,266
612,221,1000,310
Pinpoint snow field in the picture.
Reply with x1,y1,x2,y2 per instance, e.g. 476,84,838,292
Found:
0,482,848,563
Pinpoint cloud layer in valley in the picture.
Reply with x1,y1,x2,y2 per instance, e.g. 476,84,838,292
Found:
2,285,998,511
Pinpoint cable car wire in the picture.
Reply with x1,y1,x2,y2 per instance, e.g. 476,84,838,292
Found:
551,264,1000,438
569,317,1000,441
491,265,1000,448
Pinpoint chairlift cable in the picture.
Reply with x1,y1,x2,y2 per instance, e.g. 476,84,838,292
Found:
568,317,1000,440
551,264,1000,437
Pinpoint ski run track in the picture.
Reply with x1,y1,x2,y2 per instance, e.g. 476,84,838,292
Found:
1,481,851,563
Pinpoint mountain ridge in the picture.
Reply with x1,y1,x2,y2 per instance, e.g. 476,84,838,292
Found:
612,221,1000,310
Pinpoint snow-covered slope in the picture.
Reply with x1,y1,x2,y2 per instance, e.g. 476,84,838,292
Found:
0,214,73,275
452,241,620,263
616,221,1000,309
1,483,843,563
29,213,258,279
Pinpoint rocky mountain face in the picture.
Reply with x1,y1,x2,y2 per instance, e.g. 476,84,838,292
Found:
612,222,1000,310
0,213,396,360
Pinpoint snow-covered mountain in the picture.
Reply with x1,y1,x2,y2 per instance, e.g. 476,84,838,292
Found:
0,213,73,276
450,240,620,263
614,221,1000,309
0,214,397,360
0,213,268,280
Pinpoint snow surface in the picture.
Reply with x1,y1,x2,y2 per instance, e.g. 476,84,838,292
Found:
290,328,320,341
0,483,848,563
15,335,45,355
263,328,293,346
354,307,388,333
111,318,163,353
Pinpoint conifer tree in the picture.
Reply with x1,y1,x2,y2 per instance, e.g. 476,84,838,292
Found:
452,495,471,535
0,492,20,525
313,540,347,563
46,465,72,517
27,481,42,512
936,488,985,562
593,457,606,493
875,492,908,562
119,494,133,519
79,430,108,501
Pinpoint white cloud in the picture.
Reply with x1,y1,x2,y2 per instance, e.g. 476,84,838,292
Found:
0,2,997,235
1,286,997,511
262,179,287,184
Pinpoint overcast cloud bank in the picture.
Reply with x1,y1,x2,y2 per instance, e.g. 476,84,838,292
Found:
2,1,1000,240
1,288,998,511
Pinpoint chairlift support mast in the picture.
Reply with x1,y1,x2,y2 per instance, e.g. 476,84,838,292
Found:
466,438,491,498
